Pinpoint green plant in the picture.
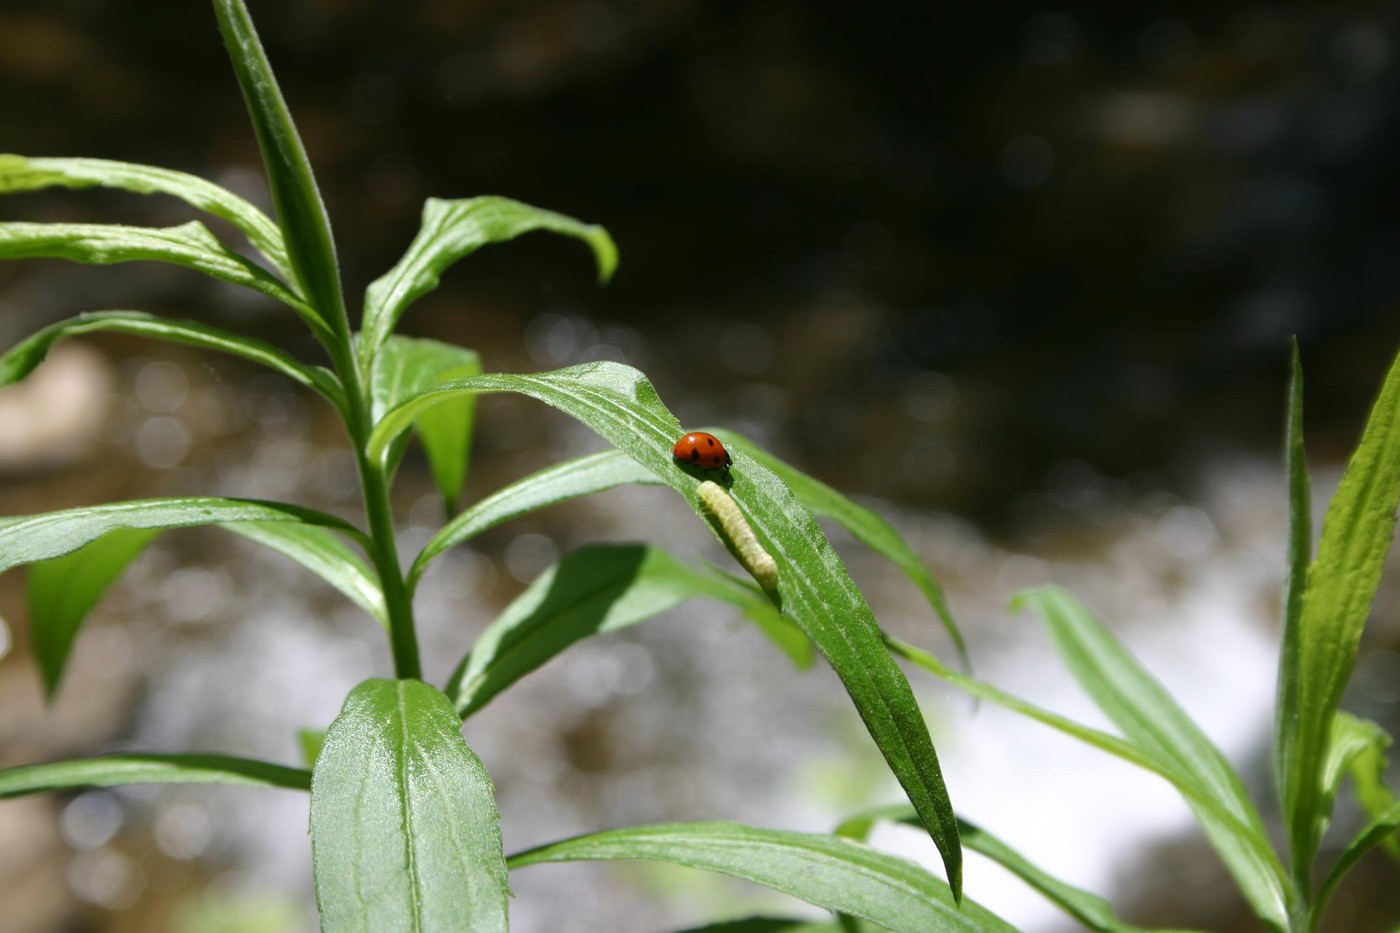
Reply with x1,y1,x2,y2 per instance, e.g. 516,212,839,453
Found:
1,2,1397,932
0,1,977,930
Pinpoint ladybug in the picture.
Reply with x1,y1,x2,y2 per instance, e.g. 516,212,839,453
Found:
673,431,732,476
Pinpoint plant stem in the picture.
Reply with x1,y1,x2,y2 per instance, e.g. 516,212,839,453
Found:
330,339,422,680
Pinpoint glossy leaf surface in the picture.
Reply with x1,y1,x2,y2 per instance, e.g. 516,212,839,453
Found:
0,153,291,276
374,361,962,897
310,679,508,933
0,754,309,798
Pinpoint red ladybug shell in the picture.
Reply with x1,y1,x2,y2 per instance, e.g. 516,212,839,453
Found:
672,432,732,472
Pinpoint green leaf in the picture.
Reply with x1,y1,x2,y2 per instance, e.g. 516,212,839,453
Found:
0,220,323,338
310,678,509,933
713,429,969,673
0,153,291,277
834,804,1184,933
223,522,385,625
358,196,616,377
374,361,963,899
0,310,343,409
888,634,1290,893
0,497,361,573
1014,587,1291,930
1347,718,1400,856
28,528,161,699
299,728,327,769
1274,341,1311,817
509,821,1011,933
1310,714,1400,927
1280,345,1400,883
0,753,310,798
409,448,661,591
212,0,346,338
370,336,481,512
447,544,809,717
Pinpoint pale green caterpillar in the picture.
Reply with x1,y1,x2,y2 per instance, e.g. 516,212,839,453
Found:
697,480,779,592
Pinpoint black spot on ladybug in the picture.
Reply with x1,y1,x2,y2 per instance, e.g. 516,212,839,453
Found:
690,449,700,461
706,437,715,446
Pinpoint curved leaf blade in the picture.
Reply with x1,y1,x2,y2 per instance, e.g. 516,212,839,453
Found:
508,821,1012,933
713,429,968,673
213,0,346,336
223,522,385,625
447,544,809,717
1313,801,1400,926
370,336,481,512
310,678,508,933
835,804,1180,933
1281,345,1400,880
28,528,161,699
0,753,310,798
409,448,660,591
374,361,963,898
0,497,361,573
0,310,343,407
1014,587,1290,930
0,153,291,277
0,220,318,328
358,197,616,375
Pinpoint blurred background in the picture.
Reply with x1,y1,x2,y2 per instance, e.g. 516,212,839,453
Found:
1,0,1399,930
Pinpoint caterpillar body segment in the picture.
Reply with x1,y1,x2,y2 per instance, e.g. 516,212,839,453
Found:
696,480,779,592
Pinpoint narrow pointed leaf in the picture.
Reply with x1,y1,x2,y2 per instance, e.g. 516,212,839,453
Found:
714,429,968,672
0,754,310,798
1281,345,1400,879
509,821,1011,933
213,0,346,336
0,220,322,336
1274,342,1310,814
0,497,361,573
834,804,1187,933
1347,718,1399,856
370,336,481,511
223,522,385,624
447,544,808,717
358,196,615,375
1313,801,1400,926
310,678,508,933
889,635,1291,878
1015,587,1290,929
0,310,343,408
373,361,963,898
1318,714,1388,839
28,528,161,698
0,153,291,276
409,449,663,591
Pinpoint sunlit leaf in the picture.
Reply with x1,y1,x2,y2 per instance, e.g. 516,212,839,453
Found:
0,497,362,573
213,0,346,338
311,678,508,933
834,804,1199,933
224,522,385,624
0,754,310,798
510,821,1009,932
0,220,322,338
0,153,291,276
447,544,809,717
28,528,161,699
1014,587,1290,930
359,196,615,377
373,361,963,898
0,310,343,409
370,336,481,512
714,429,968,672
1279,345,1400,882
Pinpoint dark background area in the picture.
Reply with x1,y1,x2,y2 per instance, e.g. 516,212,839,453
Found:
4,0,1400,535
